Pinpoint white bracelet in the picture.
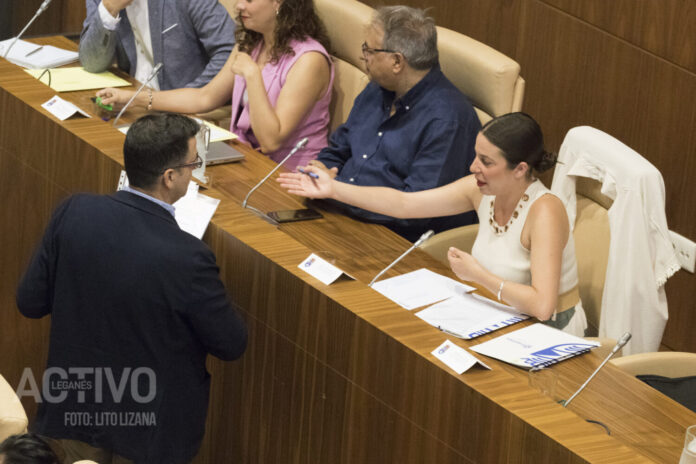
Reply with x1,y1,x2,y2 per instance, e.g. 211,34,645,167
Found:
497,280,505,301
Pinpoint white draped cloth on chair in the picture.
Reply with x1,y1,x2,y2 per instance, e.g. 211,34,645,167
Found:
552,126,680,355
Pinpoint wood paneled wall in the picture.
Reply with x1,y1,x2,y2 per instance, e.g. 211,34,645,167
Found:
362,0,696,352
6,0,85,38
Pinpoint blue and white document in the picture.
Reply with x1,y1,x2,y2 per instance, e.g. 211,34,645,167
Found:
470,323,599,370
416,293,527,339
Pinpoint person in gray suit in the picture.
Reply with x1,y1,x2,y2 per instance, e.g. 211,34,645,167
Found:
79,0,235,89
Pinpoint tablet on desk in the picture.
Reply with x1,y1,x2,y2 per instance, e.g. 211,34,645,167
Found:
206,141,245,165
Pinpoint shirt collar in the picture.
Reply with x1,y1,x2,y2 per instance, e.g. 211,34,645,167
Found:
122,185,176,217
380,63,442,112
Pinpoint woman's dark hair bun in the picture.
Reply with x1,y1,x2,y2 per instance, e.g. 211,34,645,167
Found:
535,150,557,173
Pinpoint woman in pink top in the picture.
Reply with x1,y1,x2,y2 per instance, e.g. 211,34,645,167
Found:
98,0,333,170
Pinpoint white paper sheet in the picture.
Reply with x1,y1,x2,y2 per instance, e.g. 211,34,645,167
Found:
416,293,528,339
432,339,491,374
173,183,220,239
117,172,219,239
371,268,474,310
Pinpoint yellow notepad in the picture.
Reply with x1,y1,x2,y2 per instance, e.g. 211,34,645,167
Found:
25,67,131,92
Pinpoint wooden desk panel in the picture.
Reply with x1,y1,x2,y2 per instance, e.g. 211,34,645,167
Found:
1,37,694,463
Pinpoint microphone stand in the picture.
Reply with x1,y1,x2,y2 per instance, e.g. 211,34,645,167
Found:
112,62,163,127
368,230,435,287
562,332,632,408
241,137,308,208
3,0,54,59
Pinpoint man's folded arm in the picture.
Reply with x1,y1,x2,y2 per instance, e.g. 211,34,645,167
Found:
79,0,119,73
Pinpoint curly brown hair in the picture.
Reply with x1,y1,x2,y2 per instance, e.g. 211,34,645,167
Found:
235,0,331,63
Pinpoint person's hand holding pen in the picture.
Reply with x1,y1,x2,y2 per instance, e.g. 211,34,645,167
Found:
277,165,335,199
307,159,338,179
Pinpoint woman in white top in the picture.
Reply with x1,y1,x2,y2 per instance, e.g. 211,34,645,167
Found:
278,112,587,335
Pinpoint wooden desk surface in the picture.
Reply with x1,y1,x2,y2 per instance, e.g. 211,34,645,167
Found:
1,36,694,464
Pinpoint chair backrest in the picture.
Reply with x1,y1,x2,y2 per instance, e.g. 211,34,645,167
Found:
315,0,524,130
314,0,371,133
218,0,236,17
436,26,524,124
573,177,612,337
610,352,696,378
0,374,28,443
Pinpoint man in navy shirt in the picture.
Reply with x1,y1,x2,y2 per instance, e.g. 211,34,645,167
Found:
312,6,480,241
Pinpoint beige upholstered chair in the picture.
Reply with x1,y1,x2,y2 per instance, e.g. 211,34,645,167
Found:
0,374,28,443
610,352,696,377
436,26,524,125
218,0,236,17
314,0,371,133
572,177,612,337
419,223,479,264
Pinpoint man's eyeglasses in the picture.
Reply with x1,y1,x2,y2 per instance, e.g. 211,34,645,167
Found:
164,154,203,172
361,42,396,58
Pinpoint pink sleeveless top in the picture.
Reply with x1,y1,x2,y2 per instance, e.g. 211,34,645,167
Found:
230,38,334,170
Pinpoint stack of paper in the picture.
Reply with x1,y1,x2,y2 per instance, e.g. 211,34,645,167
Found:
0,39,78,69
416,293,528,339
371,268,474,310
193,118,238,142
25,67,130,92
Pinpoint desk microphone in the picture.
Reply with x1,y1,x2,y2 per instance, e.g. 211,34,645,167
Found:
241,137,308,209
112,62,163,127
2,0,54,59
368,230,434,287
562,332,632,408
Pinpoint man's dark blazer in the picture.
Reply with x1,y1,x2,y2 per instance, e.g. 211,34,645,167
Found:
16,191,247,464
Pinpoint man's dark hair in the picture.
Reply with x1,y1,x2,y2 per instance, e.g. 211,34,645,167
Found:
124,112,200,189
0,433,60,464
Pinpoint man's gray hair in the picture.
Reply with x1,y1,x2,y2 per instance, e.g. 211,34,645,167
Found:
372,6,438,71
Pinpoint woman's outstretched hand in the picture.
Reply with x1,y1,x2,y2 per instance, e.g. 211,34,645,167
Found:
277,165,336,199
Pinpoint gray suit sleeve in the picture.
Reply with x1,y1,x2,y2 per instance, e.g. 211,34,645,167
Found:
79,0,119,73
182,0,235,88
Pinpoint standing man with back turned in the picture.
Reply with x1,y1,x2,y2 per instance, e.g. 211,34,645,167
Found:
16,113,247,464
79,0,235,89
311,6,480,242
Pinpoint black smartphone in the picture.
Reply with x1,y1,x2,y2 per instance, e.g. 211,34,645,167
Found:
267,208,323,223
